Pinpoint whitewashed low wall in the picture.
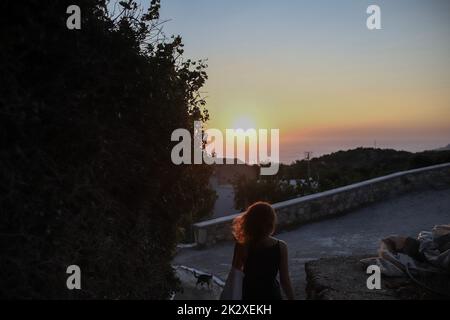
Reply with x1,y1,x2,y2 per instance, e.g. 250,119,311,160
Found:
193,163,450,247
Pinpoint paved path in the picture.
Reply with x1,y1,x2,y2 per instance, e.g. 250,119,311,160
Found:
212,184,239,218
174,188,450,299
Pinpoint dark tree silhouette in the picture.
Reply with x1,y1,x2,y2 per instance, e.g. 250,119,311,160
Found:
0,0,215,299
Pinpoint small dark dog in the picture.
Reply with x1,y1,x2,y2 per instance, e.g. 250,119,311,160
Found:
194,271,213,289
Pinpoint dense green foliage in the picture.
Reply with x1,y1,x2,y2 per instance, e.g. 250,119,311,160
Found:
233,148,450,210
0,0,215,299
233,176,298,211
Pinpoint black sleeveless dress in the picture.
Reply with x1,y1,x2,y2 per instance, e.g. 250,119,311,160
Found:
242,240,283,300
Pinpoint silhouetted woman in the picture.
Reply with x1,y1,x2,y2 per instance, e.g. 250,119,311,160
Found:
231,202,295,300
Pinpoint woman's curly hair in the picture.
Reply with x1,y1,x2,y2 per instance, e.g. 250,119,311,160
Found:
232,202,277,244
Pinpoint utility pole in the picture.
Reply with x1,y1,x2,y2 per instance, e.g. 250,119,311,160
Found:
305,151,312,189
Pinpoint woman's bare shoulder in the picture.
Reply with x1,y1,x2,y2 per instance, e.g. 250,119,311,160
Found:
271,237,288,249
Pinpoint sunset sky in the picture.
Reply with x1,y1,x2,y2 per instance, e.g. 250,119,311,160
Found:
144,0,450,163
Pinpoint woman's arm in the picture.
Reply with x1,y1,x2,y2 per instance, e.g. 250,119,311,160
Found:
279,241,295,300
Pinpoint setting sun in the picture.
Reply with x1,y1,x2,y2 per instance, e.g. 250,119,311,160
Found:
232,116,256,130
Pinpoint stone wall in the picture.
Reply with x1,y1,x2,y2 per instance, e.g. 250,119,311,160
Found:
193,163,450,247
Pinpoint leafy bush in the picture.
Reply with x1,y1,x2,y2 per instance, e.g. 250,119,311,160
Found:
0,0,215,299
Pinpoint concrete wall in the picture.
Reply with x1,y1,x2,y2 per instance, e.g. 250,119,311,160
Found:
193,163,450,247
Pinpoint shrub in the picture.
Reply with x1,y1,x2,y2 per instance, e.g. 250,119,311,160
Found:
0,0,214,299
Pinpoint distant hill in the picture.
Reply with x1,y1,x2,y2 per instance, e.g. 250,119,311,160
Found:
231,147,450,210
435,144,450,151
280,147,450,190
